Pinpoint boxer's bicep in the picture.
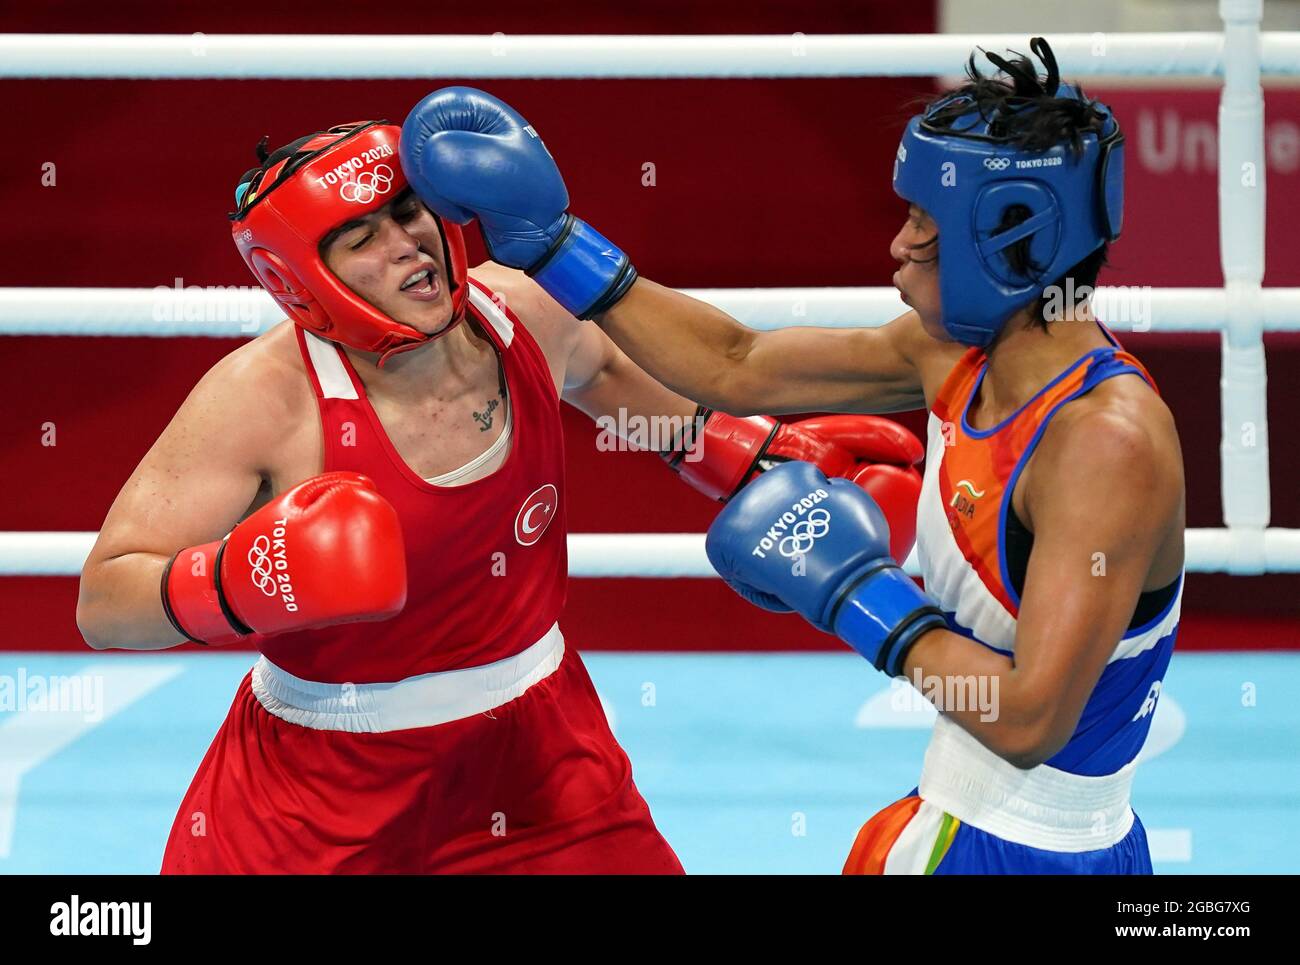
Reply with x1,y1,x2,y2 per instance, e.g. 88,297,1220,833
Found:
78,353,286,648
561,330,698,435
1009,410,1177,762
737,314,930,415
598,280,928,415
560,318,614,395
87,356,274,567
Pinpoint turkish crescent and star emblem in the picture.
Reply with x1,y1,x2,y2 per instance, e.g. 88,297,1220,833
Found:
515,483,559,546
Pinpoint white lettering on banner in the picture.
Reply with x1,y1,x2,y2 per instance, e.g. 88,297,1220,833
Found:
1137,108,1300,175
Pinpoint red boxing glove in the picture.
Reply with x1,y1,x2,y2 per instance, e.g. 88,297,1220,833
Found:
665,408,924,562
162,471,408,646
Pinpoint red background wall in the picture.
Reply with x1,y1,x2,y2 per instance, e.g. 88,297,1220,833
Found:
2,2,1297,651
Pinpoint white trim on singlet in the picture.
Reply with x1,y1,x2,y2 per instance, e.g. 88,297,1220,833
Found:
303,329,358,400
466,283,515,346
300,327,514,487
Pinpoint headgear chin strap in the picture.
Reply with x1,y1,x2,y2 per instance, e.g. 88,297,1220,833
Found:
892,59,1125,348
230,121,470,365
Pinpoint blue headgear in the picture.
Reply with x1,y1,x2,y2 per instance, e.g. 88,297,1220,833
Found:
892,61,1125,347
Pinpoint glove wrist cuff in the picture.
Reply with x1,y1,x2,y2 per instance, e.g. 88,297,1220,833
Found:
830,562,946,676
672,411,778,502
661,404,711,469
528,217,637,319
162,539,249,646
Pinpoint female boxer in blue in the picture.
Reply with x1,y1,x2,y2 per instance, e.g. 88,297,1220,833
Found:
397,36,1185,874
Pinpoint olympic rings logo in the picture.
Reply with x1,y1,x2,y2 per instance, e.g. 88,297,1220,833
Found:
983,157,1011,171
778,508,831,558
339,164,395,204
247,535,279,596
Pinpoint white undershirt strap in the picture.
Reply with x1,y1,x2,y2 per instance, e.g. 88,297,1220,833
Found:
423,391,512,486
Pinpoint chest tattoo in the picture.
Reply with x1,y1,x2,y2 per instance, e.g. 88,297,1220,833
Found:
472,397,500,432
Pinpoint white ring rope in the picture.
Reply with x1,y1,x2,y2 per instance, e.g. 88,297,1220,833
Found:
1,32,1298,79
4,17,1294,577
5,531,1300,577
4,287,1300,336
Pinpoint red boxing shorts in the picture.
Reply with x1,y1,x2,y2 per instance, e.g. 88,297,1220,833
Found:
161,625,683,874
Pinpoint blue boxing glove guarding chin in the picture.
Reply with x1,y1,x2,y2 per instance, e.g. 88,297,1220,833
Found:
705,461,947,677
400,86,637,319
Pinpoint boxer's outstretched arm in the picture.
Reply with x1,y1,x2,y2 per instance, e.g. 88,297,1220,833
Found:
479,264,925,530
598,279,932,416
400,88,939,416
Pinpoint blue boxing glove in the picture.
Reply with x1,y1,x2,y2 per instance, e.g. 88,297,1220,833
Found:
400,87,637,319
706,461,947,677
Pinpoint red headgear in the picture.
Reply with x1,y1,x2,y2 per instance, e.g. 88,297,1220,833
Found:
230,121,469,363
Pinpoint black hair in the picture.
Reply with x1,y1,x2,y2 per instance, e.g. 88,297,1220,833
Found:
915,37,1112,333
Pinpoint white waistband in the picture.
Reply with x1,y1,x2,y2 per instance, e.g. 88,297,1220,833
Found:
250,622,565,733
918,714,1136,852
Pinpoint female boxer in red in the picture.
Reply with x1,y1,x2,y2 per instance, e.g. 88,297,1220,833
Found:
75,121,923,874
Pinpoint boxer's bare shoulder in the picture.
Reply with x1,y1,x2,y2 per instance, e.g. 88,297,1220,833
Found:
1029,370,1181,501
183,321,311,441
468,262,565,339
469,261,581,390
153,320,323,504
878,308,970,411
1019,370,1185,588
